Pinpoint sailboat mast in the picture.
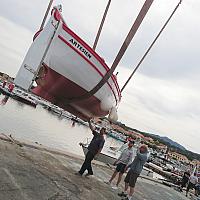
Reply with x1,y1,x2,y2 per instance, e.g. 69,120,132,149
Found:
93,0,111,50
40,0,54,30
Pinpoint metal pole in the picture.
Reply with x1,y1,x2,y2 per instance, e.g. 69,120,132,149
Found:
93,0,111,50
64,0,154,104
121,0,182,93
40,0,54,30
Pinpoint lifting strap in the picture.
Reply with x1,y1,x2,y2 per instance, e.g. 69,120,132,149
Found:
121,0,182,93
63,0,154,105
93,0,111,51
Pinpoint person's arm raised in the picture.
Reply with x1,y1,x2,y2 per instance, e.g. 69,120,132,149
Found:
88,119,95,133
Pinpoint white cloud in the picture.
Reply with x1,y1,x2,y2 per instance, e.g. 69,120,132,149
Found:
0,17,33,77
117,67,200,153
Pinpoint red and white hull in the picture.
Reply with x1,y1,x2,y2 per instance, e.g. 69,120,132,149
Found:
14,6,121,120
33,65,108,120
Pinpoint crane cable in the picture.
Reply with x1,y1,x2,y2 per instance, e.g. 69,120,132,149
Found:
121,0,182,93
40,0,54,30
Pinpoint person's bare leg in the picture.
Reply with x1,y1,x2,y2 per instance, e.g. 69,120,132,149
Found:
109,170,118,183
116,172,123,186
124,182,129,192
126,186,135,199
129,186,135,196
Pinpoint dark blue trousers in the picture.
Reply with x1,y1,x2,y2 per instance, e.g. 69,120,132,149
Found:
79,151,95,175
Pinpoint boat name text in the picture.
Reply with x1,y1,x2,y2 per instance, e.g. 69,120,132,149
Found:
69,39,92,59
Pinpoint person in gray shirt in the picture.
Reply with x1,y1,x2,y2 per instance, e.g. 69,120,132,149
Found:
106,140,135,189
118,145,148,200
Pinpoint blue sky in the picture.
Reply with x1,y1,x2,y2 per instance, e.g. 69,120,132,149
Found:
0,0,200,153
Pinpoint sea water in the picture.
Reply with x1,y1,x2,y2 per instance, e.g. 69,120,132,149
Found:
0,95,122,156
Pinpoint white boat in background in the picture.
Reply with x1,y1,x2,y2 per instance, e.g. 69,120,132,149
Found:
14,5,121,121
80,143,120,165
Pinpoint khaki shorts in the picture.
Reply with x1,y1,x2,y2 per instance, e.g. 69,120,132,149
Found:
124,170,139,187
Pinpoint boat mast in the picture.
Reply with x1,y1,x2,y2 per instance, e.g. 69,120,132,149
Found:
93,0,111,51
120,0,182,93
40,0,54,30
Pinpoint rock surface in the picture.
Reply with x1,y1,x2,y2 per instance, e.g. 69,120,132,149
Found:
0,139,189,200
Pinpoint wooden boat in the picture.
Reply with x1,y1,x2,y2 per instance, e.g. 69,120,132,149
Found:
14,6,121,120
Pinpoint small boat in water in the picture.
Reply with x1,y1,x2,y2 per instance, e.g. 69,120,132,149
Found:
14,5,121,121
80,142,121,166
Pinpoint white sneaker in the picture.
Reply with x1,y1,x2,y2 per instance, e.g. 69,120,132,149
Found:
85,173,93,179
111,185,118,190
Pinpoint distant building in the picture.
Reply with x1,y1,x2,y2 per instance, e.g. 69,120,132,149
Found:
168,151,189,163
144,137,154,143
191,159,200,167
111,123,129,135
156,144,168,152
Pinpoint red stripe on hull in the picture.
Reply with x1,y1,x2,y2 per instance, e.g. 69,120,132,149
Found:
58,35,118,104
32,65,108,120
62,24,121,99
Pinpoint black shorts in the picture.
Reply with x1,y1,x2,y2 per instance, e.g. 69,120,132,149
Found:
116,163,126,173
124,170,139,187
187,182,196,190
181,180,188,188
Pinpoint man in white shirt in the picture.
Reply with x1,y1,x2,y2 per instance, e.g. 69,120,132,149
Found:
106,140,134,189
186,173,198,197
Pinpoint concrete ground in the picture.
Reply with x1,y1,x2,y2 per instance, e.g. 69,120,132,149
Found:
0,137,190,200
